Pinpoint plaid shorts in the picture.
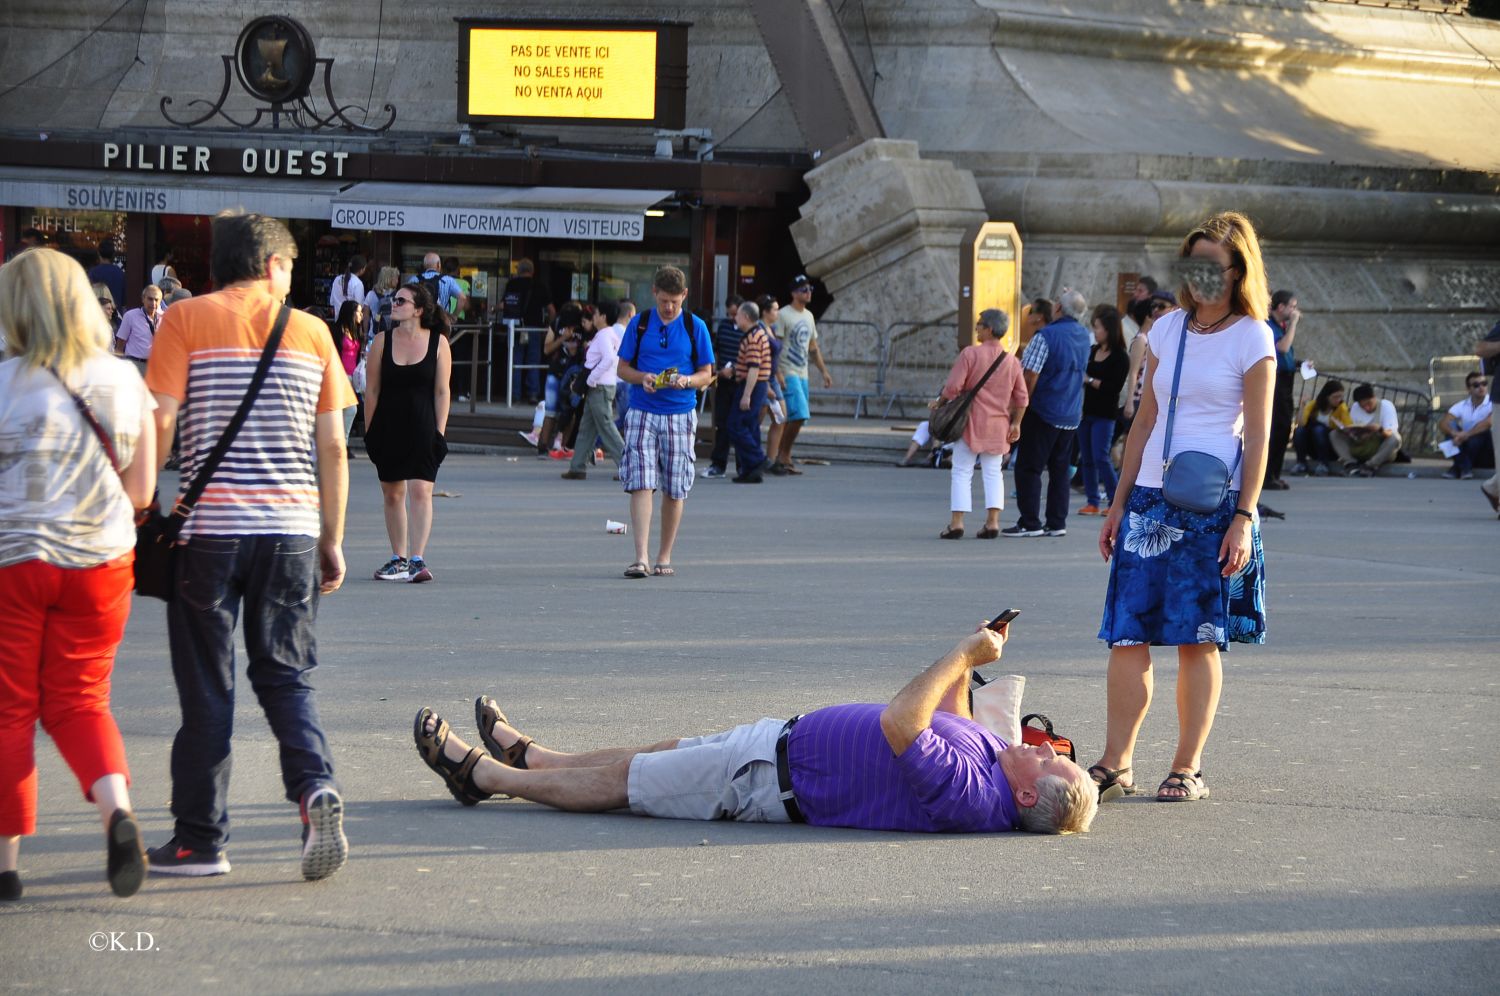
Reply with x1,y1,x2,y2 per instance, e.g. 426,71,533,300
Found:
620,408,698,499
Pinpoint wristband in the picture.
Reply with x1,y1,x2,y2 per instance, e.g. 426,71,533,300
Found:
1233,508,1253,521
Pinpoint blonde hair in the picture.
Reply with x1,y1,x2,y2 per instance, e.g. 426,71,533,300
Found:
1018,773,1098,835
375,265,401,295
0,248,113,373
91,283,115,308
1177,211,1269,322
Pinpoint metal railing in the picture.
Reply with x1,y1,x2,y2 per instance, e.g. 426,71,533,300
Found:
809,319,884,417
873,315,959,419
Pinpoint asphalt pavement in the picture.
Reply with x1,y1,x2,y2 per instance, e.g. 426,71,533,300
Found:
3,453,1497,994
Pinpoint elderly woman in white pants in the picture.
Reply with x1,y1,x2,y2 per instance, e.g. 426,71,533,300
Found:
935,309,1030,539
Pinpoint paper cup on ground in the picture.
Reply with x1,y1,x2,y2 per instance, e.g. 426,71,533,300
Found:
606,519,627,534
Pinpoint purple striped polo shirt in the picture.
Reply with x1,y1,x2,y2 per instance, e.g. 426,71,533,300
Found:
786,703,1019,833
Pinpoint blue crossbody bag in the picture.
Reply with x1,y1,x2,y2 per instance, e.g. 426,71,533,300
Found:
1160,318,1240,514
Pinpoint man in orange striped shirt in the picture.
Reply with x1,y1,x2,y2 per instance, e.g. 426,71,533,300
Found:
728,301,773,483
144,212,353,882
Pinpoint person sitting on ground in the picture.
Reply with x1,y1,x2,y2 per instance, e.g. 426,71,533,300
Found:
1291,379,1350,476
413,623,1097,835
1331,383,1402,477
1438,371,1493,480
897,420,954,468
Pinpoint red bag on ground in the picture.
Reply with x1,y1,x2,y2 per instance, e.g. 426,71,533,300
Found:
1020,713,1075,762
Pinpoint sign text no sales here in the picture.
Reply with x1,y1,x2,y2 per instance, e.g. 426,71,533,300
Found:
468,29,657,120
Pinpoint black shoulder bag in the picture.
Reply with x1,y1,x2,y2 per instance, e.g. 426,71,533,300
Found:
929,348,1009,444
134,304,291,600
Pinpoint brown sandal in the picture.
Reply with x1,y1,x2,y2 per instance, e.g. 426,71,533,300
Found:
475,695,533,769
413,707,491,806
1156,770,1210,802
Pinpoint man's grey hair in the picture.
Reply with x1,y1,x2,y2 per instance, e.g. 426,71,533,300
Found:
423,252,441,271
1017,773,1098,835
158,276,181,294
617,299,637,318
738,300,760,323
1059,290,1088,320
977,308,1009,335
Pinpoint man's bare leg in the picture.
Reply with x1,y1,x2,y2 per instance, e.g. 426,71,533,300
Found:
484,712,679,770
629,489,654,566
778,420,805,466
655,496,685,568
426,715,630,812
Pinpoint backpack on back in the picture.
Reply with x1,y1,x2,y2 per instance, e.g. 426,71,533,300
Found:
418,272,445,312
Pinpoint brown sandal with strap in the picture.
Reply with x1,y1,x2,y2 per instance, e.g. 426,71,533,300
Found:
413,707,492,806
475,696,534,769
1156,769,1210,802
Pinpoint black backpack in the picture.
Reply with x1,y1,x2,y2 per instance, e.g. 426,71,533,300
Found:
419,272,445,312
630,312,699,373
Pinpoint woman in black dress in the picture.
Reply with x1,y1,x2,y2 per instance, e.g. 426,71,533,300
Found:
363,283,451,584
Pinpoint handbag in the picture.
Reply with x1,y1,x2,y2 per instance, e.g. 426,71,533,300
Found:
929,348,1009,444
135,304,292,600
1159,318,1241,514
968,671,1077,759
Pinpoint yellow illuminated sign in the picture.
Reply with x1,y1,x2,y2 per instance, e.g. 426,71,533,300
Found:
467,29,657,121
959,222,1023,353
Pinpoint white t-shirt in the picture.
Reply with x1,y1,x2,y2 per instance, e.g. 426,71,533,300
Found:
1136,311,1275,490
330,272,365,313
1447,396,1493,432
1349,398,1399,432
0,355,154,569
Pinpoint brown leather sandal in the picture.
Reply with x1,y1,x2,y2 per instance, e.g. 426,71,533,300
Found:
475,696,533,769
413,707,491,806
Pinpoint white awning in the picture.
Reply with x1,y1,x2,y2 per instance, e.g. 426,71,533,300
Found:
0,166,341,220
330,183,671,242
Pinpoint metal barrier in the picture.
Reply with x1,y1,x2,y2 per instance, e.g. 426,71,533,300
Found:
877,315,959,418
1292,370,1434,457
502,321,551,409
809,319,884,417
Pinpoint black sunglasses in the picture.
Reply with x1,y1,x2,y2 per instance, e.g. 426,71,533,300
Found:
393,296,414,305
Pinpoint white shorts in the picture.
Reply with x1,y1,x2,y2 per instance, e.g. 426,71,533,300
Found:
627,718,792,823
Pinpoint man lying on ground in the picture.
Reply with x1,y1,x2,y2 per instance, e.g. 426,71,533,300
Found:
413,626,1097,835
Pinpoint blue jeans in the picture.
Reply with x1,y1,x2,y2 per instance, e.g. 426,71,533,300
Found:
1453,432,1495,473
727,379,768,474
1294,423,1336,464
1079,414,1117,505
1013,410,1076,532
165,534,337,852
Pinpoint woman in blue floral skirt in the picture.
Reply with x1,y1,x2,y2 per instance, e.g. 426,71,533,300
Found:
1090,211,1275,803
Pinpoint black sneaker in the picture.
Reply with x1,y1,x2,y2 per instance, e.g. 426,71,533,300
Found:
1043,527,1068,537
299,787,348,881
374,556,410,581
407,559,434,583
1001,525,1044,538
106,809,147,898
146,838,230,877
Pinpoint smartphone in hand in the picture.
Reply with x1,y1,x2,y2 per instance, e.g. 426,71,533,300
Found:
987,608,1021,632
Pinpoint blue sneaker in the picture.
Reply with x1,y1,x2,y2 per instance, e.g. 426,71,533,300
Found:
146,838,230,877
407,558,434,584
374,556,410,581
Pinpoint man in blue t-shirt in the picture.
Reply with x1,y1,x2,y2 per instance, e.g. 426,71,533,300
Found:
615,266,715,578
412,624,1097,835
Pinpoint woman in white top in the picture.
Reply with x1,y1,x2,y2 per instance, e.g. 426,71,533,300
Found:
0,249,157,900
1090,212,1275,804
329,254,366,314
149,248,176,288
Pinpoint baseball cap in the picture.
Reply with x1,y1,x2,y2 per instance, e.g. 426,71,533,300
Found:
1149,289,1177,307
790,274,812,291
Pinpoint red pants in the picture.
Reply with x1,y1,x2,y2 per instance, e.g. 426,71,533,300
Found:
0,555,134,836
